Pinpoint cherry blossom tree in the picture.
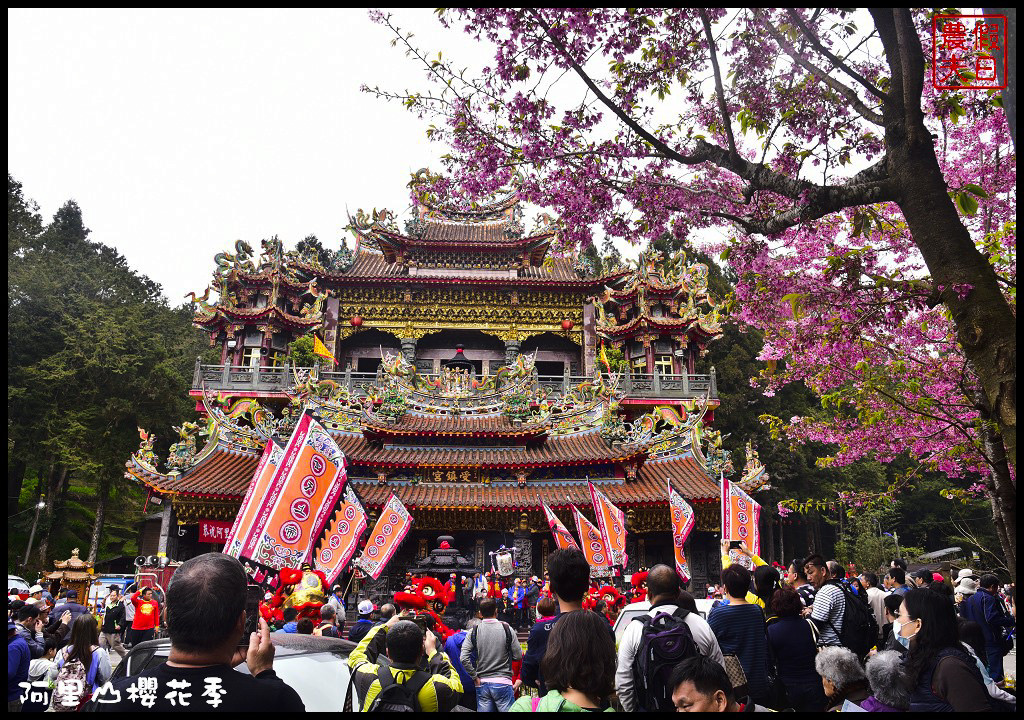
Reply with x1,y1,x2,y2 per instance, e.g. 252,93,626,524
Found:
367,8,1016,574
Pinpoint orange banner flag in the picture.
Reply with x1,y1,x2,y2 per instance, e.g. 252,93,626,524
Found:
668,480,697,581
721,474,761,558
242,412,347,570
224,438,285,559
542,502,579,551
354,494,413,580
589,481,627,568
571,505,610,575
314,484,367,585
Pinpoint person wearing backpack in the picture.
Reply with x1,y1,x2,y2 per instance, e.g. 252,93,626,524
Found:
804,554,878,660
460,597,523,712
48,614,111,712
615,564,725,712
348,613,463,712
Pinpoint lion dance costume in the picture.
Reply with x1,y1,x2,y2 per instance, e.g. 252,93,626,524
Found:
393,576,454,641
259,564,328,625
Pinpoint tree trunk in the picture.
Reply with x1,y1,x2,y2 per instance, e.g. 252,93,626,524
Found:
974,389,1017,580
872,7,1017,462
778,517,785,565
36,464,69,568
764,513,775,563
87,477,110,565
806,519,815,555
8,457,26,518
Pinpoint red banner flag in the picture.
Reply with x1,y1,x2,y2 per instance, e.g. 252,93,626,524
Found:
354,494,413,580
571,505,610,576
668,481,697,581
589,482,627,569
314,484,367,585
242,412,347,571
224,438,285,559
721,474,761,562
542,502,579,551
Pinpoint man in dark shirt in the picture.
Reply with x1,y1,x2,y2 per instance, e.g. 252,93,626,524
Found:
99,588,127,659
961,573,1015,682
347,600,376,643
91,553,303,712
50,589,89,629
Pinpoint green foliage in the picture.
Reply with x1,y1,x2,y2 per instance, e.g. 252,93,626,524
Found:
8,175,210,573
289,334,317,367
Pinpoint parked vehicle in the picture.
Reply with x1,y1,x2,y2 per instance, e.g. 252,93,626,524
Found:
7,574,31,597
109,634,361,712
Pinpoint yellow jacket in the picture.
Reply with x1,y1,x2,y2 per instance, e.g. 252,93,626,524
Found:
348,622,464,712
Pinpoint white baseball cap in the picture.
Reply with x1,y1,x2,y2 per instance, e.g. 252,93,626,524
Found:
29,585,44,594
358,600,376,615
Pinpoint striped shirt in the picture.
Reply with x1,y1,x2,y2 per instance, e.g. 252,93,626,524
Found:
708,602,770,700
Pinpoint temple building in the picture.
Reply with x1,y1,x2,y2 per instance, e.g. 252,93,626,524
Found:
125,181,767,595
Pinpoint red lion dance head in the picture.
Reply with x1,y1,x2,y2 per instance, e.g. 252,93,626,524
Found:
393,576,453,641
631,571,649,603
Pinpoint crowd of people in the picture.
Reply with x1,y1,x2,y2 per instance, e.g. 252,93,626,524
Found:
7,547,1016,712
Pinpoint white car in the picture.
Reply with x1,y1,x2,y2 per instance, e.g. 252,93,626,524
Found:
7,575,31,595
613,598,717,644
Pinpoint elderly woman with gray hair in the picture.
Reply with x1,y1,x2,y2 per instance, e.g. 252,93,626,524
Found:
861,651,910,712
815,646,870,712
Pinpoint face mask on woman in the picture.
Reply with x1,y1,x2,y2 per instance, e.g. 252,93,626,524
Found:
894,618,920,648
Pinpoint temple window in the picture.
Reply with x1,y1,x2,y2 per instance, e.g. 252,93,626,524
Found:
266,350,286,368
241,346,261,368
655,355,674,375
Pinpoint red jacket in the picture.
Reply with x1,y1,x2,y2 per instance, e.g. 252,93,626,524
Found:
131,592,160,631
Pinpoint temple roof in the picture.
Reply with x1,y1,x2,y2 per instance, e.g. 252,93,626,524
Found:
352,454,719,509
362,410,548,438
126,438,717,507
125,355,736,513
335,427,646,469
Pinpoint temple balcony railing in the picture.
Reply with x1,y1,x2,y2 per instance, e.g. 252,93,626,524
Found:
192,360,717,401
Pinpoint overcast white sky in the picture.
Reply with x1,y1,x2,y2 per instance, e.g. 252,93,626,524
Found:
10,8,635,303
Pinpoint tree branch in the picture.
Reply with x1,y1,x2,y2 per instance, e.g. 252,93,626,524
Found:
699,9,739,163
752,9,885,126
787,9,888,101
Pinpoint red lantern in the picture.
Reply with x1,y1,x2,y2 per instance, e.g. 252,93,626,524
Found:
561,319,573,331
350,315,363,327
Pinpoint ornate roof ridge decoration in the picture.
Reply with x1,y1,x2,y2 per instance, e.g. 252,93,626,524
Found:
736,441,769,492
53,547,91,571
189,238,330,333
594,249,725,341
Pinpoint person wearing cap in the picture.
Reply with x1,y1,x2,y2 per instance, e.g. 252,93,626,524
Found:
348,600,376,644
50,588,89,631
28,585,44,604
954,577,978,610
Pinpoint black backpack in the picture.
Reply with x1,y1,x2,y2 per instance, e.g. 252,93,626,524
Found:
631,608,700,712
827,581,879,660
366,665,431,713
